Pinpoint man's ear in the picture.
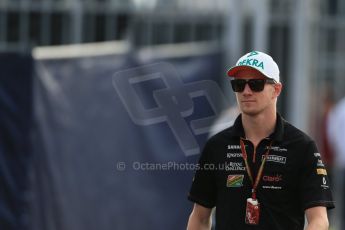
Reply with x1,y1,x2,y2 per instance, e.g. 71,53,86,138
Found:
273,83,282,98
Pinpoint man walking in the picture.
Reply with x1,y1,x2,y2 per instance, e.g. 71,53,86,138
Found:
187,51,334,230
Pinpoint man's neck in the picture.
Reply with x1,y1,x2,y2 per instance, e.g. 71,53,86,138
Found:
241,111,277,147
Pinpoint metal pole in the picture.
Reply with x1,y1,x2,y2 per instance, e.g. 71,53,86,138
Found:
252,0,269,51
0,0,8,50
70,0,83,44
41,0,52,46
287,0,312,132
222,0,244,102
19,0,30,52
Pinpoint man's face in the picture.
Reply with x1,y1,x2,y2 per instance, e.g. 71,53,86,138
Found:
233,69,281,116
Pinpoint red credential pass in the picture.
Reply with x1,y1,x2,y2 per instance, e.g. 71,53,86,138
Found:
245,198,260,225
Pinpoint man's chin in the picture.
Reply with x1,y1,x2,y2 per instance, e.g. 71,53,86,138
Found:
241,109,261,117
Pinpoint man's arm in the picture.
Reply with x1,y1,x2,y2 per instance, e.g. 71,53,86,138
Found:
187,203,213,230
305,206,329,230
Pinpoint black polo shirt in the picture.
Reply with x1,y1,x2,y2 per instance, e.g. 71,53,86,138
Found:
188,113,334,230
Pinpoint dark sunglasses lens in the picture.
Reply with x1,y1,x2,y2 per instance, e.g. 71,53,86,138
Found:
231,80,246,92
230,79,266,92
248,79,265,92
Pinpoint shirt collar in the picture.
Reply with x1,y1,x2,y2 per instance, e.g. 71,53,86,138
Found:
230,112,284,142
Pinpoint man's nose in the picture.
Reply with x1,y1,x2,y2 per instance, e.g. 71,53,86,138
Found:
242,83,253,94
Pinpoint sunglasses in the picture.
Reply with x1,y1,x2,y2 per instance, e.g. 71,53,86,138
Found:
230,79,276,92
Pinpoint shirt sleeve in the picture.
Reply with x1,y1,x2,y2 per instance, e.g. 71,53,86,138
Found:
188,140,217,208
299,141,335,210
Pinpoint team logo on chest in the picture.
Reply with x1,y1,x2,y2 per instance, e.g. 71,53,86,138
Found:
226,174,244,187
227,152,242,158
225,162,246,171
227,145,241,150
269,146,288,152
263,155,287,164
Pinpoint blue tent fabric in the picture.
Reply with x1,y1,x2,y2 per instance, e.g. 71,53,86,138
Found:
0,53,33,230
30,50,229,230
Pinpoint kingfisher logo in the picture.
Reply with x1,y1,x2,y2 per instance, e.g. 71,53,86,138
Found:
227,153,242,158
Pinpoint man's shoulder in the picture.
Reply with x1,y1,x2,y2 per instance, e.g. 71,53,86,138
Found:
281,119,314,144
207,125,238,144
212,123,239,138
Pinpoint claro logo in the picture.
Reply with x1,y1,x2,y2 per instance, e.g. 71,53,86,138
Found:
263,175,282,182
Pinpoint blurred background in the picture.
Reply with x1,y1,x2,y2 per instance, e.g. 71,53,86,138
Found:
0,0,344,229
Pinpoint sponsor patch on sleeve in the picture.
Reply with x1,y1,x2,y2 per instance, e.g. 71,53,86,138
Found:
316,168,327,175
